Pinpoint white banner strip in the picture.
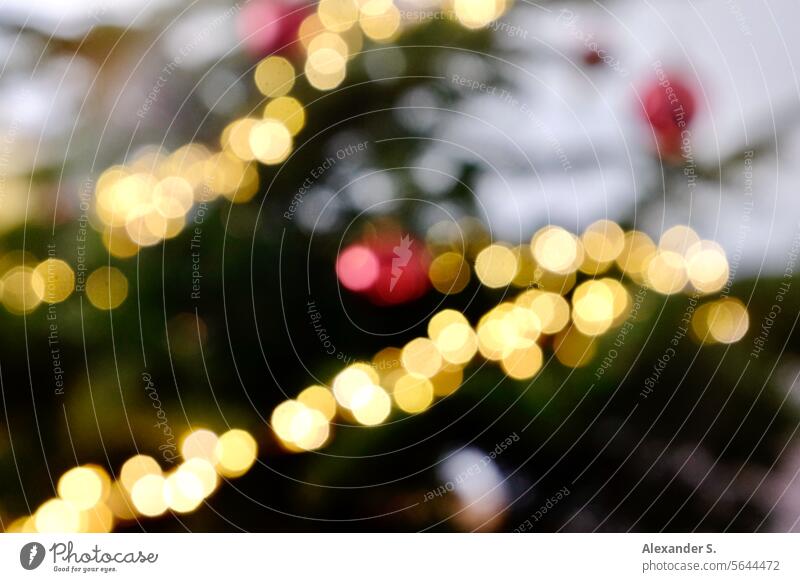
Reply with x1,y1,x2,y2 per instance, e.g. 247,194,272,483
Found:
1,533,797,581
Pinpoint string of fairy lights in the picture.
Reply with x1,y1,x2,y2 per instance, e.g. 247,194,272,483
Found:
3,0,749,532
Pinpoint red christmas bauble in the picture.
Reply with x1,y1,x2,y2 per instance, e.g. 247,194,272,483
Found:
237,1,309,58
336,236,431,306
640,75,696,156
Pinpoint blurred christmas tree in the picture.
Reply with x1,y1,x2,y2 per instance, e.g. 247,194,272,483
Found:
0,0,798,534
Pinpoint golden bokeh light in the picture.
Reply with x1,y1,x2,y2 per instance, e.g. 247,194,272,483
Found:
299,13,326,48
516,289,570,334
102,228,140,258
130,474,168,517
359,0,401,41
474,243,518,288
616,231,656,281
120,455,162,493
645,251,688,295
571,280,615,336
86,266,129,310
428,309,478,365
429,251,471,294
453,0,505,29
501,343,544,380
318,0,359,32
554,326,596,368
181,458,218,497
695,298,749,344
333,363,380,408
431,364,464,396
181,429,219,462
350,383,391,425
80,503,114,533
298,385,338,421
57,466,104,511
582,220,625,263
511,244,536,287
152,176,194,219
306,47,347,90
35,498,81,533
308,31,350,59
659,225,700,255
163,468,205,513
531,226,583,275
254,56,295,98
215,429,258,477
222,117,259,161
249,119,293,165
33,258,75,304
271,400,330,450
1,266,43,314
686,240,729,294
401,337,443,378
264,96,306,136
393,373,434,413
477,303,541,361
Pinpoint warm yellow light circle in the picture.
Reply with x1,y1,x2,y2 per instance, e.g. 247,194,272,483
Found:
531,226,583,275
616,230,656,280
429,251,471,294
2,266,43,314
35,498,81,533
429,310,478,366
271,400,330,450
686,241,729,294
163,470,204,513
571,280,615,337
33,259,75,304
120,455,162,493
102,228,140,258
86,266,129,310
474,244,518,288
359,1,401,41
350,383,391,425
181,429,219,462
264,96,306,136
81,503,115,533
152,176,194,219
308,31,350,59
306,48,347,90
645,251,688,295
57,467,104,511
554,327,597,368
298,385,338,420
706,298,749,344
431,365,464,396
215,429,258,477
401,337,443,378
517,290,570,334
393,373,434,413
454,0,504,29
249,119,293,165
659,225,700,255
333,364,379,408
181,458,218,497
582,220,625,263
501,343,544,380
130,474,168,517
222,117,259,162
318,0,359,32
254,56,295,98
